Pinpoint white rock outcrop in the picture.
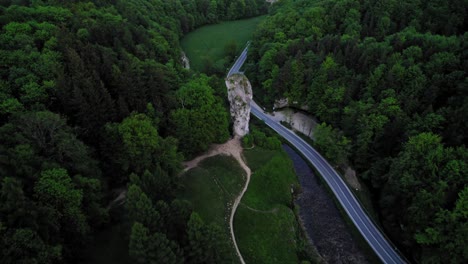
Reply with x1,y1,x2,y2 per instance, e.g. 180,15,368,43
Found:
226,74,252,137
274,97,309,111
181,51,190,69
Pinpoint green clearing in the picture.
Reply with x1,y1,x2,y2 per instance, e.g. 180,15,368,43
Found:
181,16,265,72
235,205,300,263
179,155,246,263
243,147,278,171
242,152,297,211
235,147,311,263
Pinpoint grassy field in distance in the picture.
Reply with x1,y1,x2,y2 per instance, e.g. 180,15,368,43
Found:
181,16,265,72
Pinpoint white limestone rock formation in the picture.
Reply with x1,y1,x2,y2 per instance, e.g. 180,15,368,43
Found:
181,51,190,69
226,74,253,137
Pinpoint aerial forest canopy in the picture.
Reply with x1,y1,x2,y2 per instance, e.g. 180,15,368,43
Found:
0,0,267,263
1,0,467,263
248,0,467,263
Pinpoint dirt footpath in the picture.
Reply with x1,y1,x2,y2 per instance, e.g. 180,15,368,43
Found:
183,137,251,264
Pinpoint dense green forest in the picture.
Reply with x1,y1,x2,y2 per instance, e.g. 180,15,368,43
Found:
1,0,467,263
248,0,467,263
0,0,268,263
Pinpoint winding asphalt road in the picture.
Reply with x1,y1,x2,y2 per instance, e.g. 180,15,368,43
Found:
228,44,406,264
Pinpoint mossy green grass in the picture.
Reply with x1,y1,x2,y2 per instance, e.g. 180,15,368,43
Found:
235,147,309,263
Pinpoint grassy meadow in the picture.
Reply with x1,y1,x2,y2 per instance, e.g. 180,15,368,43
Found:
235,147,314,264
181,16,265,72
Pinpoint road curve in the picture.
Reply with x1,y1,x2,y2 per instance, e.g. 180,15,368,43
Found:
250,101,406,264
227,42,250,77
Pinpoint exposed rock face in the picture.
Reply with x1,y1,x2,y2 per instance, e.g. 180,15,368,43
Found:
274,97,289,109
274,97,309,111
269,108,318,138
181,51,190,69
226,74,252,137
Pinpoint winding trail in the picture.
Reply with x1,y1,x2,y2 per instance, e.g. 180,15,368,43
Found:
227,138,251,264
183,137,250,264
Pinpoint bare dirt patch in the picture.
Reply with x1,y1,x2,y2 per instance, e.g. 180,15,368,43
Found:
183,137,244,172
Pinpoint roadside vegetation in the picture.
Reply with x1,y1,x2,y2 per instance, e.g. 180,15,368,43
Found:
249,0,467,262
235,126,317,264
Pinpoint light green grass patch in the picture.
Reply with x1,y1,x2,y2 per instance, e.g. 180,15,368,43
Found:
179,155,246,226
235,205,299,264
243,153,296,210
243,147,278,171
181,16,265,72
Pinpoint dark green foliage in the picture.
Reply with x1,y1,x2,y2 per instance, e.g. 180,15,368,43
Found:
73,175,109,227
0,168,104,263
129,222,183,264
0,111,106,262
382,133,467,262
117,113,160,172
250,0,467,262
34,168,88,236
0,177,31,228
103,113,183,185
314,122,350,164
125,184,162,232
0,0,266,262
243,127,282,150
186,212,231,264
2,228,62,264
0,111,100,181
170,75,230,157
129,169,175,203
